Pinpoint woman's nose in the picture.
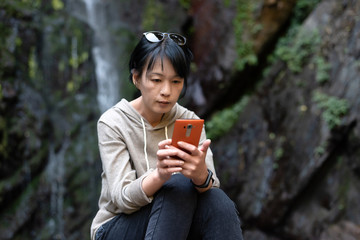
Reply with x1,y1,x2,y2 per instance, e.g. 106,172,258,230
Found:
160,82,171,96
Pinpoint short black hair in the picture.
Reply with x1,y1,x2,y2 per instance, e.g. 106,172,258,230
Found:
129,33,193,97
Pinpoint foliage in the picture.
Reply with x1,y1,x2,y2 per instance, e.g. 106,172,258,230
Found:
314,55,331,83
206,96,250,140
233,0,258,71
267,0,322,72
275,29,321,73
142,0,168,31
179,0,191,10
313,91,350,129
51,0,64,10
245,0,322,74
314,141,328,157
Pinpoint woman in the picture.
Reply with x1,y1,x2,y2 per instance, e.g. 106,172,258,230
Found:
91,31,243,240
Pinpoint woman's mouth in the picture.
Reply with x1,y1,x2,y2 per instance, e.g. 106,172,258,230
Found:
158,101,170,106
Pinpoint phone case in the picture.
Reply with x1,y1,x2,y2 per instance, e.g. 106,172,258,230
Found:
171,119,204,148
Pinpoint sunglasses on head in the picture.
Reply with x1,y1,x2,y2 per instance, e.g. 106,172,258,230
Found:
143,31,187,46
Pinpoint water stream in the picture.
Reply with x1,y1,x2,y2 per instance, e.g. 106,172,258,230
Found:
83,0,120,113
46,140,70,240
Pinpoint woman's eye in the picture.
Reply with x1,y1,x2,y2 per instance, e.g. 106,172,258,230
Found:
173,79,182,84
151,79,161,82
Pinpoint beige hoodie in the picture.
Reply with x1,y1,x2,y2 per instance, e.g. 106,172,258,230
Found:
90,99,220,239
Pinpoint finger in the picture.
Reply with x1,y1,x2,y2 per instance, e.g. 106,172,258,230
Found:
158,139,172,149
157,167,182,179
157,148,180,160
199,139,211,153
159,159,184,168
162,167,183,174
157,159,183,174
176,141,198,155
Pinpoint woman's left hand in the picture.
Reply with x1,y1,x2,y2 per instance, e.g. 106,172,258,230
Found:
167,139,211,187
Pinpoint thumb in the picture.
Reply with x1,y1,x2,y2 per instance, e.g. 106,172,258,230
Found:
199,139,211,153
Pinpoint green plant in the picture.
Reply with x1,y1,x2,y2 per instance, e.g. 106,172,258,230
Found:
233,0,258,71
293,0,322,23
314,141,328,157
275,29,321,73
206,96,250,140
142,0,165,30
179,0,191,9
51,0,64,10
314,55,331,83
313,91,350,129
274,147,284,161
266,0,321,71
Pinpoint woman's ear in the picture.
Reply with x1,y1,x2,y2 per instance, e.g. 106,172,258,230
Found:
131,69,139,87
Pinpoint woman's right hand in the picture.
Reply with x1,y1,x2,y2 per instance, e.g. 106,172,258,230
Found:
156,139,184,181
142,139,184,197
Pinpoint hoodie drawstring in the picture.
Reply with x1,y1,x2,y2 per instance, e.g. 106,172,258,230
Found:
141,117,169,172
141,117,150,171
165,125,168,140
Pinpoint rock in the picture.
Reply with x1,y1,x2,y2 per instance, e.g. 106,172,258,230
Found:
213,0,360,238
320,221,360,240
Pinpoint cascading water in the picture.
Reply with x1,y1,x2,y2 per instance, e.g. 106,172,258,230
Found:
83,0,120,113
46,140,69,240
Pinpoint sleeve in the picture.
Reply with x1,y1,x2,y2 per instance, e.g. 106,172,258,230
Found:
97,120,153,214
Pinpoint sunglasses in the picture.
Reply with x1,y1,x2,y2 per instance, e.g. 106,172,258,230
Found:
143,31,187,46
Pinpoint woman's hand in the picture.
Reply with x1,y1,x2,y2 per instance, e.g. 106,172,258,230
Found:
142,139,185,197
168,139,211,188
156,139,185,181
142,139,211,197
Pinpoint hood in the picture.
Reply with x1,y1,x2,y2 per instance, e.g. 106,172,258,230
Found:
113,98,189,171
114,98,188,130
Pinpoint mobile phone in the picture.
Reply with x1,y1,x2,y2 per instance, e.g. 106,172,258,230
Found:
171,119,204,149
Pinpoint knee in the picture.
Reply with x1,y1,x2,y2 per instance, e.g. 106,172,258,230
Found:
200,188,239,217
160,173,197,202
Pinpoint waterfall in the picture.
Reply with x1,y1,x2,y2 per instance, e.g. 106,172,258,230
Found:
83,0,120,113
46,140,70,240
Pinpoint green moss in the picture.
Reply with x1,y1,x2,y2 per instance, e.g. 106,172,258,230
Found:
0,174,40,225
275,29,321,73
206,96,250,140
292,0,322,23
224,0,231,7
233,0,258,71
179,0,191,10
314,55,331,83
142,0,165,30
337,165,350,211
28,47,38,80
314,141,328,157
267,0,322,72
274,147,284,160
51,0,64,10
0,144,47,199
313,91,350,129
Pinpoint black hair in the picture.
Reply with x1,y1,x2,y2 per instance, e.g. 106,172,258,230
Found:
129,33,193,97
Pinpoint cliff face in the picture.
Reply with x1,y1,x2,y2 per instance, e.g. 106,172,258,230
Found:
213,0,360,239
1,0,360,239
0,1,100,239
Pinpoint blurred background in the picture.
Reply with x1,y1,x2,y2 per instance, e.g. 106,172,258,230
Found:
1,0,360,239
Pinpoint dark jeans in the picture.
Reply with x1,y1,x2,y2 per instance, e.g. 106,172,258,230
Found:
95,174,243,240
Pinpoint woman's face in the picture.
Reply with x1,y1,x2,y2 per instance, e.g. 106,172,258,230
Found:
133,56,184,121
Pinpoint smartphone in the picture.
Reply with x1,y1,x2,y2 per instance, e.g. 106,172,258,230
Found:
171,119,204,149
